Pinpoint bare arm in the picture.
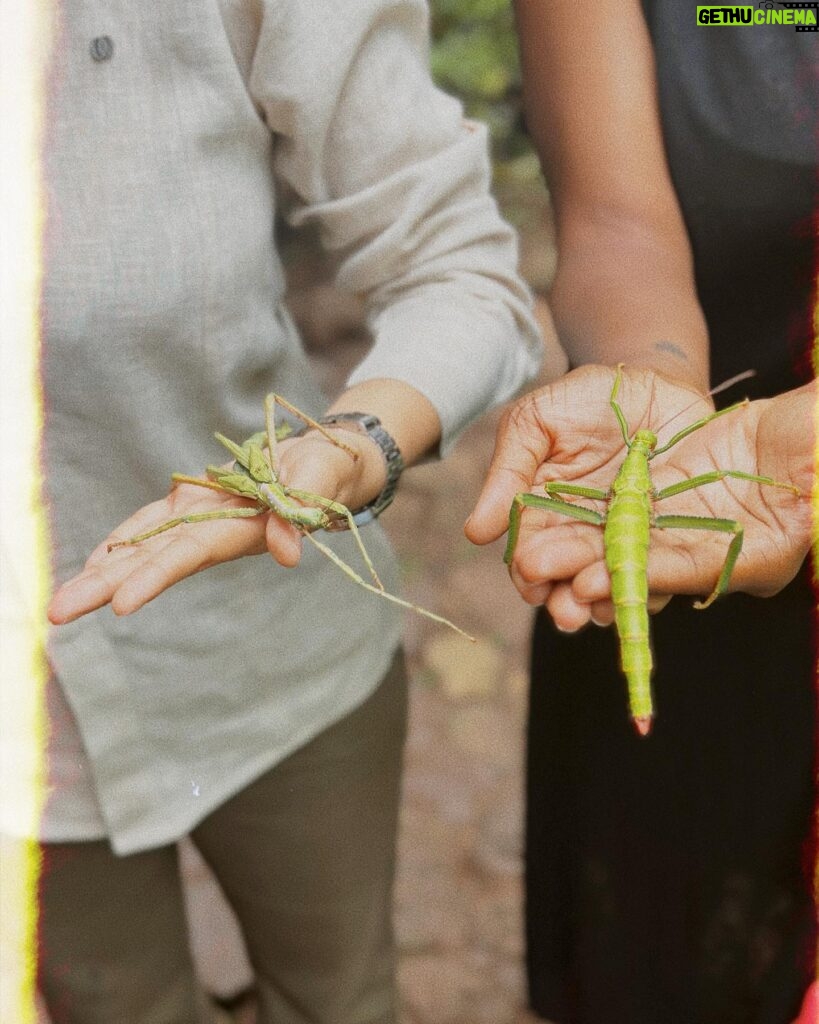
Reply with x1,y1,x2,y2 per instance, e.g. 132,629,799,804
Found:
515,0,709,388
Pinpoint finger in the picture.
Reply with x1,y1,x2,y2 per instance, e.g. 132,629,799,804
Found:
588,599,615,627
48,566,120,623
507,572,553,607
644,540,725,598
49,542,160,623
265,515,303,567
83,495,186,569
269,439,354,566
584,588,671,631
466,394,558,544
52,510,271,622
110,513,269,614
545,582,593,632
572,530,721,602
513,521,605,586
573,558,678,608
508,523,602,606
571,561,613,603
648,594,673,614
49,527,186,622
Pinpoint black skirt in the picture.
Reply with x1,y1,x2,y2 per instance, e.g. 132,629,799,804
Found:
527,569,816,1024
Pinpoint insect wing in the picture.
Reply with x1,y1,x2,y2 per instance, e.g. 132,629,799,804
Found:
244,442,275,484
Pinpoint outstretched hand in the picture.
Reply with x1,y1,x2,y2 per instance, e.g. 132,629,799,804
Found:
465,365,812,632
48,431,383,624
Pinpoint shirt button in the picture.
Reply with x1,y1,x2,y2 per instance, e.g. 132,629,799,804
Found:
90,36,114,62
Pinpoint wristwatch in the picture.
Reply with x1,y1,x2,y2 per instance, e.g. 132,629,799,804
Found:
314,412,405,527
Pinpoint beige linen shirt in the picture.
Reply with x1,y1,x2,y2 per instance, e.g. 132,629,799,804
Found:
27,0,551,854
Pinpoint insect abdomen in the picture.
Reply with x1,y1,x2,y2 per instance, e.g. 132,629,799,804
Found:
604,448,654,729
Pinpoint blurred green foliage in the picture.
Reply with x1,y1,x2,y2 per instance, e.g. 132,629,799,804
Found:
428,0,551,268
429,0,536,176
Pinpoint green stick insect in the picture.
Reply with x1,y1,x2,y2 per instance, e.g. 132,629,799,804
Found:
109,394,474,641
504,365,801,736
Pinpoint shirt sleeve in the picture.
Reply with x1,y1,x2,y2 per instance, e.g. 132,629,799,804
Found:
247,0,565,451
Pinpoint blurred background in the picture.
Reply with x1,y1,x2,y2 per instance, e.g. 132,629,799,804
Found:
38,6,559,1022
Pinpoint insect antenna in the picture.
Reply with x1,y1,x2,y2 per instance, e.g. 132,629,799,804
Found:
651,369,757,444
645,377,658,435
708,368,756,398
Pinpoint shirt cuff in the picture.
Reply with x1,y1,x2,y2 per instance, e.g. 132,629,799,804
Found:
346,288,543,456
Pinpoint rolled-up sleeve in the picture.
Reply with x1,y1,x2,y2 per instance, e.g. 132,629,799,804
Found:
248,0,563,450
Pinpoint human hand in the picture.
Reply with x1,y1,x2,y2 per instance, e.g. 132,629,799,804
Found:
466,365,812,630
47,428,386,624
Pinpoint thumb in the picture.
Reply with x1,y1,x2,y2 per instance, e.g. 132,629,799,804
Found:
265,510,303,568
264,437,353,567
465,395,556,545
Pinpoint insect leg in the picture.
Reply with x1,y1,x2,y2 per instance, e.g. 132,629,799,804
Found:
650,400,749,457
505,492,604,565
654,469,800,501
108,506,268,551
609,363,633,448
301,531,475,641
653,513,742,609
286,487,385,591
545,481,609,501
264,394,284,478
266,394,359,463
170,473,234,493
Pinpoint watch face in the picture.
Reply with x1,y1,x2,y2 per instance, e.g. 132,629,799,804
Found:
325,413,378,432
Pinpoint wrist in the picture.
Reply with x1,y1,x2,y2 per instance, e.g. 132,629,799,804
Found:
549,253,710,392
298,413,404,526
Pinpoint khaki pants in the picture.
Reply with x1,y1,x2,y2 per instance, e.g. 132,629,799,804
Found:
36,654,408,1024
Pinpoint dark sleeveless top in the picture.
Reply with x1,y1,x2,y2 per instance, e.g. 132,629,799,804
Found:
525,10,817,1023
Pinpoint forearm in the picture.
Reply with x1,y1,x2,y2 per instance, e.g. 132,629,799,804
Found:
515,0,709,390
326,378,440,467
549,212,709,389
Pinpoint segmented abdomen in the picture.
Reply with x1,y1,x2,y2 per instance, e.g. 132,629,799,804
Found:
604,449,653,722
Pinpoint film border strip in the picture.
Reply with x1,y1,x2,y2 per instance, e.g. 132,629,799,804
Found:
760,0,819,30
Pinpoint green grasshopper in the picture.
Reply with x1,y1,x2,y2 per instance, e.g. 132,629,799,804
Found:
109,394,474,641
504,364,800,736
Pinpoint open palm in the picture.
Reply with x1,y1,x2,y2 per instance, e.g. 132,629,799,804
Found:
47,433,365,625
466,365,812,630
